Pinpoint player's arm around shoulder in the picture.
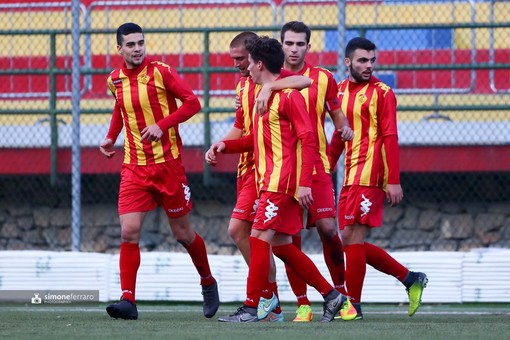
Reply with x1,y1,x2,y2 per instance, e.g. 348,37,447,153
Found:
284,89,313,134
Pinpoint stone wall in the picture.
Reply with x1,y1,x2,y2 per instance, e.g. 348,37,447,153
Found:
1,200,509,253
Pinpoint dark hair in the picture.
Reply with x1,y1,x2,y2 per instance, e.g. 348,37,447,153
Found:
116,22,143,46
246,36,285,73
280,21,311,44
345,37,376,59
246,36,284,74
229,31,258,49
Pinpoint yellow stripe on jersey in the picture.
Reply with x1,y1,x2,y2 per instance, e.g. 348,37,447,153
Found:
242,88,251,134
256,105,266,192
315,70,329,172
382,140,389,188
295,137,303,198
360,90,378,185
236,79,259,177
267,93,283,193
153,68,178,159
300,68,311,113
119,70,138,165
344,83,362,185
242,82,260,136
137,71,159,165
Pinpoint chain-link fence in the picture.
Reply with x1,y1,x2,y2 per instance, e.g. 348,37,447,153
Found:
0,0,509,253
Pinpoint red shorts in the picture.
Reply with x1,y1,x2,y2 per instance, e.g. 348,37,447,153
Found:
337,185,384,229
252,191,303,235
305,172,336,228
231,170,258,223
118,161,192,218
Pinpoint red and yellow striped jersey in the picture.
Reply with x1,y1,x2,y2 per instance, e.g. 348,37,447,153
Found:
106,57,200,165
295,62,341,175
337,76,398,189
231,69,300,177
233,76,260,177
253,88,315,199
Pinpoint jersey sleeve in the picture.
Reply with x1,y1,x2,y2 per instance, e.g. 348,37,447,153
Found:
377,85,400,184
285,90,316,187
325,72,341,112
233,106,245,130
328,129,345,171
378,87,398,137
279,68,298,78
105,103,124,142
383,134,400,184
223,135,254,154
156,65,201,131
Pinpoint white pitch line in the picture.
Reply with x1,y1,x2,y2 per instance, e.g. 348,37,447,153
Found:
2,307,510,315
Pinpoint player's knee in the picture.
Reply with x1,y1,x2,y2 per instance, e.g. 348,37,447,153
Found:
317,221,338,239
120,227,140,243
227,224,249,243
227,226,237,239
174,228,195,246
119,213,144,242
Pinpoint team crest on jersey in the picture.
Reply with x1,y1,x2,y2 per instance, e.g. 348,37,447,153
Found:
358,93,367,104
138,74,150,84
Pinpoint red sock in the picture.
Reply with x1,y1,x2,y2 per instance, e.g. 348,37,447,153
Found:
365,242,409,281
344,243,366,303
284,235,309,306
268,281,282,314
273,243,332,297
119,242,140,303
320,233,346,294
261,279,274,299
182,232,215,286
245,237,271,308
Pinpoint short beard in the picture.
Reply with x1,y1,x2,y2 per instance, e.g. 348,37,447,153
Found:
349,64,370,83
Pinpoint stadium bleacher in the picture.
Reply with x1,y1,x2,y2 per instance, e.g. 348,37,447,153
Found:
0,0,509,174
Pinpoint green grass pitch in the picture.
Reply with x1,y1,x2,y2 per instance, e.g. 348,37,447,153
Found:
1,302,509,340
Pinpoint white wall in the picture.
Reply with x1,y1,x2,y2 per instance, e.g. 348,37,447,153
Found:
1,248,509,303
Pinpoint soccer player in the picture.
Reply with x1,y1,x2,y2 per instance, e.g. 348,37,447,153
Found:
209,36,356,323
279,21,353,322
330,37,428,320
205,31,311,322
99,22,220,320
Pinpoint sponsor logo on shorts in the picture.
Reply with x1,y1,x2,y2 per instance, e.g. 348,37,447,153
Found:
168,207,184,213
251,198,259,215
360,194,372,216
233,208,245,213
182,183,191,205
345,215,355,220
264,199,278,223
316,207,334,213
